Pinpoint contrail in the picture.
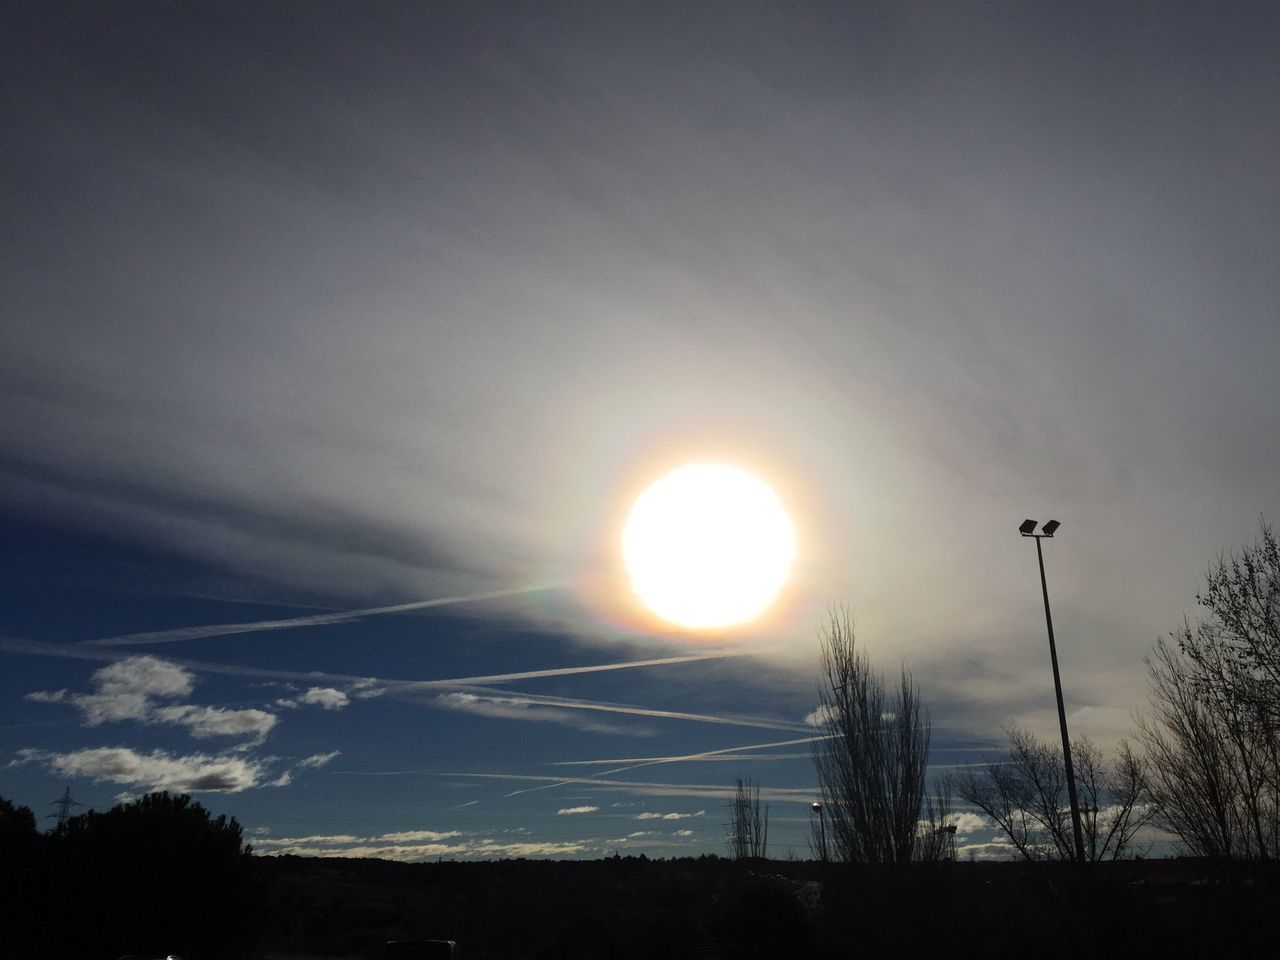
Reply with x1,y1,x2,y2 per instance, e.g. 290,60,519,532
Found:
1,637,746,703
501,734,830,797
449,771,818,804
415,684,812,733
83,583,567,647
551,735,830,769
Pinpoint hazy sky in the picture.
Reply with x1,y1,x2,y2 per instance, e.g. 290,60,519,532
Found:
3,1,1277,860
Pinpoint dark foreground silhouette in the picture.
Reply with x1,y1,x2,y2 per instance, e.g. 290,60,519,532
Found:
4,794,1280,959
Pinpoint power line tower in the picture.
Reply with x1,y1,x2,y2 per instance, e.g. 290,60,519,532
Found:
48,786,81,829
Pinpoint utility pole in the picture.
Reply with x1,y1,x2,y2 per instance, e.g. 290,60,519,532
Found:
49,786,81,829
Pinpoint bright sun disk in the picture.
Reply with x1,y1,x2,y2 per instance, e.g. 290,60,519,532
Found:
622,463,796,631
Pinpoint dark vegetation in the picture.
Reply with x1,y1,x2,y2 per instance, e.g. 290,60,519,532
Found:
1,791,266,960
5,792,1280,960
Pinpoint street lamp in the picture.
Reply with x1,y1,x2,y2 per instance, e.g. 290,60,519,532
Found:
810,801,828,863
1020,518,1086,864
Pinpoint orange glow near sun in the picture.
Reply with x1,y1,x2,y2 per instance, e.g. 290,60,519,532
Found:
621,464,796,631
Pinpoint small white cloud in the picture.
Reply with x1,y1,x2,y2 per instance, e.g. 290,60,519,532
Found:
805,704,837,727
298,750,340,769
275,698,299,709
351,678,384,699
557,805,599,816
25,689,68,704
298,687,349,710
268,771,293,788
153,704,278,741
674,829,695,837
635,810,704,820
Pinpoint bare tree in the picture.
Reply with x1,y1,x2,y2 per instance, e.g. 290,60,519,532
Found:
917,780,958,862
1137,635,1280,858
952,724,1153,861
1185,521,1280,722
810,607,933,863
1132,522,1280,859
726,777,769,859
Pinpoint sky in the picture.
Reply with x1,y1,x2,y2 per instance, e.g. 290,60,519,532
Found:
2,1,1277,861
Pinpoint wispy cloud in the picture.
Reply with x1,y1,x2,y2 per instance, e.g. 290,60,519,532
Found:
251,830,588,861
26,655,276,743
635,810,704,820
298,750,340,769
557,806,599,816
425,687,811,734
85,585,567,647
434,691,642,736
14,746,267,793
450,772,818,804
499,735,830,800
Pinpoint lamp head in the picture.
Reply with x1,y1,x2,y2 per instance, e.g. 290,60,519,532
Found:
1041,519,1060,536
1019,519,1037,536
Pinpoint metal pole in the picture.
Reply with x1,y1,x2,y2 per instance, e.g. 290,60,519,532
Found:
819,806,827,863
1035,534,1087,863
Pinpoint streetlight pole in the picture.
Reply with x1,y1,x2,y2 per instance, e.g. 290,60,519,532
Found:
811,802,828,863
1020,519,1087,864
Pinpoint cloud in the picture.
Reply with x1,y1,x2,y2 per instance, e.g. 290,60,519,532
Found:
27,655,194,726
17,746,266,792
251,831,586,861
433,691,639,736
955,840,1017,861
378,830,463,842
298,687,349,710
805,704,836,727
26,655,277,743
86,585,563,647
298,750,340,769
152,704,277,741
557,806,599,816
950,812,989,835
432,687,807,735
635,810,704,820
674,829,695,837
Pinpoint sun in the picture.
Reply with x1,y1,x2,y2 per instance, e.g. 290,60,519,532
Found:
622,463,796,631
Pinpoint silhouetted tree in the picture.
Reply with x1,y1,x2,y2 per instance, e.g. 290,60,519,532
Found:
49,791,267,959
1183,520,1280,721
1132,523,1280,859
1,796,47,958
1137,635,1280,858
810,607,933,862
725,777,768,859
952,724,1153,860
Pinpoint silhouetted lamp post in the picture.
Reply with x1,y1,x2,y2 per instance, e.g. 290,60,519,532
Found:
1020,518,1086,863
811,801,828,863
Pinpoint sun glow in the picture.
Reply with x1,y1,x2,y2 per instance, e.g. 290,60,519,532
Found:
622,464,796,631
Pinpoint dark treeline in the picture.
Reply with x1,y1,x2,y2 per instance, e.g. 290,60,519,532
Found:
205,851,1280,959
4,791,1280,960
0,792,266,960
